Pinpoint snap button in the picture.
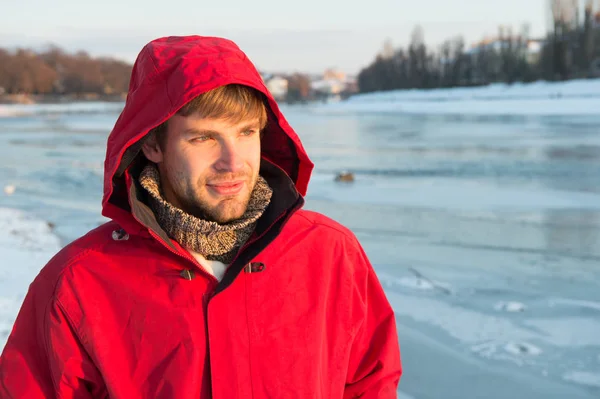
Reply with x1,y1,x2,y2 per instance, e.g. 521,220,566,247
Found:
111,228,129,241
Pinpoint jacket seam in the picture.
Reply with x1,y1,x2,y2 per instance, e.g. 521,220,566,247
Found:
41,247,103,398
42,289,61,397
44,247,98,331
44,298,89,399
0,375,9,398
41,247,91,398
59,228,123,261
145,47,173,111
55,297,89,349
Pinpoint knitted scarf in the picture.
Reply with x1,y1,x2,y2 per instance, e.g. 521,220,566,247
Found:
139,164,272,264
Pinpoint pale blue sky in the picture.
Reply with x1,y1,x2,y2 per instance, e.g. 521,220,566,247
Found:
2,0,548,74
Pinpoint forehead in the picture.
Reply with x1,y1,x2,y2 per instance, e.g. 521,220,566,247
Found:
169,114,260,132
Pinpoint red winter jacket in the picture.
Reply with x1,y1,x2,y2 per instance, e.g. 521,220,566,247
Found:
0,36,401,398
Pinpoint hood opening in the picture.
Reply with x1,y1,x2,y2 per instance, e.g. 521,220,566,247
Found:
102,36,313,230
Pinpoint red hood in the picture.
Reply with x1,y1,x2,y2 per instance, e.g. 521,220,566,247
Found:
102,35,313,227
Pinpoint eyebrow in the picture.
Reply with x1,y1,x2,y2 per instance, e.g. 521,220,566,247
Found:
182,128,218,137
182,123,260,137
238,123,260,132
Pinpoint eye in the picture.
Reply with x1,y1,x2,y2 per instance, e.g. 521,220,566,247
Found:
241,129,257,137
190,135,211,143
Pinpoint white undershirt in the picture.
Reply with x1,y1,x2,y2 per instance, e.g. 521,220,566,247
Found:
186,249,228,281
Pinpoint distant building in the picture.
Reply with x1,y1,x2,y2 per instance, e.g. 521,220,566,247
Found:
526,40,543,65
265,76,288,101
312,69,357,101
323,68,346,81
311,79,344,96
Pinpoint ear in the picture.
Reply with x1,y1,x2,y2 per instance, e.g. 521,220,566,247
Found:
141,133,164,163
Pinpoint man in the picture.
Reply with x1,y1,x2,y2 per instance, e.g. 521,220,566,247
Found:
0,36,401,398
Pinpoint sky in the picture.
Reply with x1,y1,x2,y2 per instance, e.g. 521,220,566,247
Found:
2,0,549,75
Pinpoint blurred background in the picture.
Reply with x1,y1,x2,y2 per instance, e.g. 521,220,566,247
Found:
1,1,600,398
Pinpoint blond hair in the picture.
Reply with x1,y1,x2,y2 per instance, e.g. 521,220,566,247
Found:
151,84,268,146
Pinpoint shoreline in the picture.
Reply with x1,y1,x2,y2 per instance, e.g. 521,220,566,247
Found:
0,93,127,105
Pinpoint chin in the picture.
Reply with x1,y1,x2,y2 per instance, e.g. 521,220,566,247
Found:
211,213,243,224
208,202,248,224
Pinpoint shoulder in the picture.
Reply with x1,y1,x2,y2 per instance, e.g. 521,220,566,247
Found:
283,209,375,292
284,209,366,256
14,222,127,323
35,221,133,289
289,209,356,240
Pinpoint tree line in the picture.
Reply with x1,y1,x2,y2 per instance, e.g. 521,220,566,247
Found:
0,45,131,96
0,44,318,103
358,0,600,93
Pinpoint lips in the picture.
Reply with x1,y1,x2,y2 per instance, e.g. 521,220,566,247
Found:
206,181,244,196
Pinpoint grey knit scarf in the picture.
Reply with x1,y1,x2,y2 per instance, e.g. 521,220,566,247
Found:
139,164,272,264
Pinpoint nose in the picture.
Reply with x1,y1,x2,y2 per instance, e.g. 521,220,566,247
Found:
214,139,244,173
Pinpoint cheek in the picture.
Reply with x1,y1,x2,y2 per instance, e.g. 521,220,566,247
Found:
182,151,213,182
249,140,262,169
164,147,197,183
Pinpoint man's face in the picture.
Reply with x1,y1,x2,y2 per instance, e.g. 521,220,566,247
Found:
145,114,262,223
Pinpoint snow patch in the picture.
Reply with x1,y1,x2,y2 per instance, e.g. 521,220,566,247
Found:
0,208,61,350
378,271,451,293
495,301,526,312
523,318,600,347
0,102,124,118
505,341,543,356
328,79,600,116
549,298,600,312
471,340,542,363
563,371,600,388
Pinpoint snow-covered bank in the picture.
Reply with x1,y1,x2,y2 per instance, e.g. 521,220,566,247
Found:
324,97,600,116
323,79,600,116
0,208,61,350
0,101,124,118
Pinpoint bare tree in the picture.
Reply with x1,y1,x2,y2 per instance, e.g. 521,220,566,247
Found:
582,0,596,72
549,0,577,78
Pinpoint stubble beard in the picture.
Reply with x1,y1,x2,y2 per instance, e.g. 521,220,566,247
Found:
176,172,258,224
